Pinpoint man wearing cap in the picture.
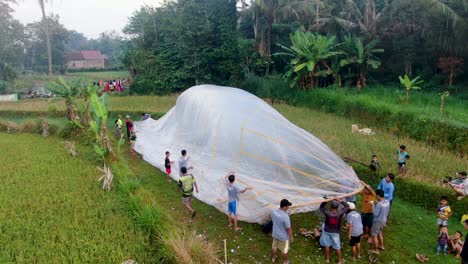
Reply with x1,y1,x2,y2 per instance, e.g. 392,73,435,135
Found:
271,199,293,264
449,171,468,200
319,199,349,264
346,202,363,261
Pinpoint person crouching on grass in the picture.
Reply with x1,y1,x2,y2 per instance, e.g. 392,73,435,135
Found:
178,167,199,218
225,171,252,231
346,202,363,261
271,199,293,264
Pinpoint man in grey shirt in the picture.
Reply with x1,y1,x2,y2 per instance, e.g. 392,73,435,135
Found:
224,171,252,231
370,189,390,254
178,149,193,176
271,199,293,264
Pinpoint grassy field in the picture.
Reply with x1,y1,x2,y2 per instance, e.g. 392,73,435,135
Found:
299,87,468,125
123,146,463,264
0,133,152,263
273,104,467,185
64,71,130,80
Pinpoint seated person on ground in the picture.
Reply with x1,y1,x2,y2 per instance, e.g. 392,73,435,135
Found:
447,171,468,200
448,231,464,258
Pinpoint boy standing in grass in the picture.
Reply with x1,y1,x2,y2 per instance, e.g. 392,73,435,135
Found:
346,202,363,261
271,199,293,264
178,167,199,218
178,149,193,176
397,145,410,175
437,226,449,255
370,189,390,254
369,155,380,173
164,151,174,182
224,171,252,231
436,196,452,229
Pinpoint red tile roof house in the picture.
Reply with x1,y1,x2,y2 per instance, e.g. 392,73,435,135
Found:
66,50,108,69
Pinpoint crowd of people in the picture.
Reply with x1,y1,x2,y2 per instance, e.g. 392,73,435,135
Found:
120,119,467,264
93,79,131,93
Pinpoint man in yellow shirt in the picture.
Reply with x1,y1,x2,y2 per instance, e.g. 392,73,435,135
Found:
115,115,123,139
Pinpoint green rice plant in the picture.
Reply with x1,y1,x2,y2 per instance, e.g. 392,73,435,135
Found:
0,133,152,262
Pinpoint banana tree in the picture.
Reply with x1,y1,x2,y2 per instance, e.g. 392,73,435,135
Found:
339,36,383,89
88,87,114,191
48,77,80,121
398,74,423,105
277,31,341,89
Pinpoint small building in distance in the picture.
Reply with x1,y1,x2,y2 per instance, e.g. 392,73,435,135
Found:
66,50,108,69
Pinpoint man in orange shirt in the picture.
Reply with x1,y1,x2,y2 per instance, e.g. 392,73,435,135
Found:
360,181,376,243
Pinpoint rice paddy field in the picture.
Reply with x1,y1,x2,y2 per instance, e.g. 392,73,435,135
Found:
0,133,152,263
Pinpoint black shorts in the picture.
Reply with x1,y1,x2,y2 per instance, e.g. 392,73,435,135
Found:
362,213,374,228
349,235,362,246
398,162,406,168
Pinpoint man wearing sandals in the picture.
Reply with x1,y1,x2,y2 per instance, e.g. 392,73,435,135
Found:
370,189,390,254
271,199,293,264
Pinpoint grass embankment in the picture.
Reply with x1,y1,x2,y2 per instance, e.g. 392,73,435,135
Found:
0,133,152,262
241,76,468,154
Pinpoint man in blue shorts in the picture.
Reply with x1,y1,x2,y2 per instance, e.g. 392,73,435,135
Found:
225,171,252,231
320,199,349,264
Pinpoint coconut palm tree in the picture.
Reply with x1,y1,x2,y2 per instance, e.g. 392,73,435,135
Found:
253,0,313,75
38,0,52,76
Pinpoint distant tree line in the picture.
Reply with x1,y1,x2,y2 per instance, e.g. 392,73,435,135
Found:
0,0,125,79
122,0,468,94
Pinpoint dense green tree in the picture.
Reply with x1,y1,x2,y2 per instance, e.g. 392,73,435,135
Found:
24,16,69,73
123,0,240,94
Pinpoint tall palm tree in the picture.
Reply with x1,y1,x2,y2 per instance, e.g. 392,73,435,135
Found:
253,0,312,75
38,0,52,76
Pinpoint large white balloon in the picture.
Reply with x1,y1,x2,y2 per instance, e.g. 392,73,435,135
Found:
134,85,361,223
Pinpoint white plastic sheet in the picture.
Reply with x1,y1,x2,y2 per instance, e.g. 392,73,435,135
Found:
134,85,361,223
